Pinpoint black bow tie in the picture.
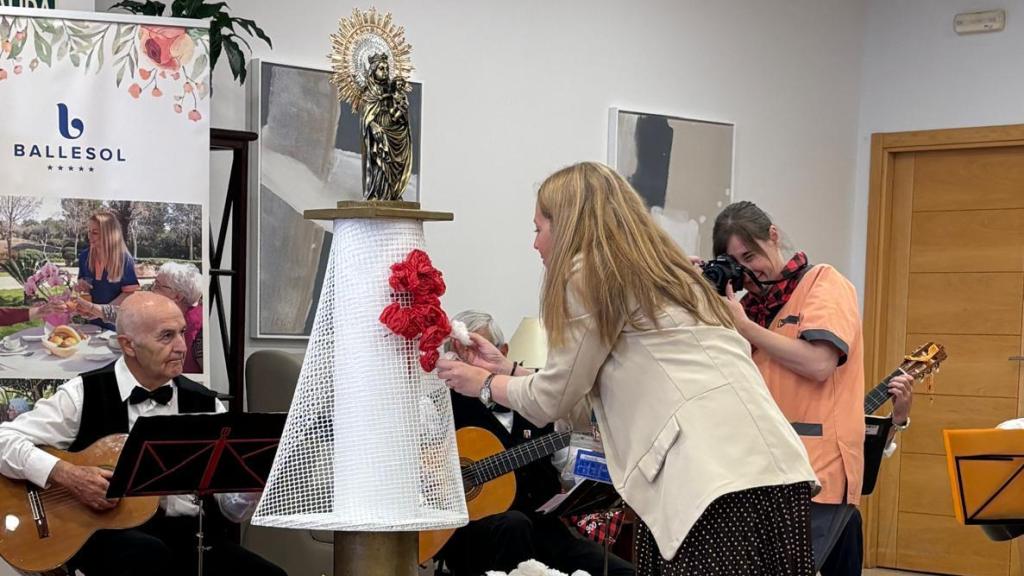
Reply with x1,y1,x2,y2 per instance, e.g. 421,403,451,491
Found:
128,385,174,405
490,403,511,414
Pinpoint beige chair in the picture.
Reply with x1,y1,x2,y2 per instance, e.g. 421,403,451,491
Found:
242,350,334,576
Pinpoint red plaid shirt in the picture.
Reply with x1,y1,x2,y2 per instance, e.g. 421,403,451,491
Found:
741,252,809,328
568,510,625,545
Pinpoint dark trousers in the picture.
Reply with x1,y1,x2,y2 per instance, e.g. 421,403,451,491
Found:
810,502,858,574
441,510,634,576
819,507,863,576
70,514,286,576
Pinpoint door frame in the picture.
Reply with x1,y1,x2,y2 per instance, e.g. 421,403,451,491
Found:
862,123,1024,568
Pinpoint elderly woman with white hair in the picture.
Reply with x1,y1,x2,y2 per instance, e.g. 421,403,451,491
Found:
73,262,204,373
150,262,203,373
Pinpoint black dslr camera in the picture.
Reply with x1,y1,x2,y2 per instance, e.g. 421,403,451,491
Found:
700,255,748,296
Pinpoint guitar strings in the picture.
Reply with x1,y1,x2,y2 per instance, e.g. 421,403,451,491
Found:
468,436,558,481
463,432,571,485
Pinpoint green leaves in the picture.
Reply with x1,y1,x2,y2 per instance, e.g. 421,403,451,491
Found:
31,20,51,66
9,25,27,59
232,17,271,48
0,252,46,288
108,0,270,86
221,34,244,83
112,23,138,87
190,53,207,79
0,18,11,47
60,21,111,74
109,1,167,17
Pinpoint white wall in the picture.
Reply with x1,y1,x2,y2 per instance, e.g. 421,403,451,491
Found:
90,0,867,380
207,0,866,348
850,0,1024,293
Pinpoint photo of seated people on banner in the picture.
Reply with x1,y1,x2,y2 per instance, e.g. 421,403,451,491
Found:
0,378,61,423
0,195,203,379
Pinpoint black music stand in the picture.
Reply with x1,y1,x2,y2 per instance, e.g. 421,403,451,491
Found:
537,479,622,518
538,480,624,576
107,412,285,576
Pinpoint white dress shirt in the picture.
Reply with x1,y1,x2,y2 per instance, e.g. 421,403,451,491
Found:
0,357,232,517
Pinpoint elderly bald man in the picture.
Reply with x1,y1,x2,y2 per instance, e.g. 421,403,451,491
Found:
0,292,285,576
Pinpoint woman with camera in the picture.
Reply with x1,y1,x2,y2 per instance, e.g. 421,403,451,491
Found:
710,201,911,576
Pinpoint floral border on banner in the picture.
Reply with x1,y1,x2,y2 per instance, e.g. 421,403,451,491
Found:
0,15,210,121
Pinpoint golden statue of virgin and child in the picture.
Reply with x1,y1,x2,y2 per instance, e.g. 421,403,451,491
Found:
330,8,415,201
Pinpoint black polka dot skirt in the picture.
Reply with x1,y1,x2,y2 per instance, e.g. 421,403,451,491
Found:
635,482,814,576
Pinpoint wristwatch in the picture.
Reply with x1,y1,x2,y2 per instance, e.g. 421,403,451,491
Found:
479,373,496,407
893,416,911,432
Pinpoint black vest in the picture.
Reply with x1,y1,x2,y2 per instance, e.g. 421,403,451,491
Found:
448,392,562,512
68,361,219,452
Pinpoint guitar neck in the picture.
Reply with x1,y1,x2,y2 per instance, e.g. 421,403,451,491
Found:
465,431,572,487
864,368,903,414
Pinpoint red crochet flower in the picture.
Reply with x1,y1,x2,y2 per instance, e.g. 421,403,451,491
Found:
420,322,450,353
418,349,440,373
380,303,423,339
388,250,446,298
379,249,452,372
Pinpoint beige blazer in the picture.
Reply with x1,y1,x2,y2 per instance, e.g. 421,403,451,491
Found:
507,286,817,560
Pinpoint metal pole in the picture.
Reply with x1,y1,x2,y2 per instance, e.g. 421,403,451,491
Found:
195,495,206,576
334,531,418,576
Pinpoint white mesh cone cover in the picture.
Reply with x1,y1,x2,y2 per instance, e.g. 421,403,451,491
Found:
252,218,468,531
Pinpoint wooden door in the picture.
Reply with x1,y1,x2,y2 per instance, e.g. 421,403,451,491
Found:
864,127,1024,576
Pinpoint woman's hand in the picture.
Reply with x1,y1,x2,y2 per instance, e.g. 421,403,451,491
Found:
722,284,751,335
436,358,490,398
27,301,60,321
70,297,103,320
454,333,514,375
889,373,914,426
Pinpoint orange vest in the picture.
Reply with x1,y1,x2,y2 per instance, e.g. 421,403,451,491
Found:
752,264,865,505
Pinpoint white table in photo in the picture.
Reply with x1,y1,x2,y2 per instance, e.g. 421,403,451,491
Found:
0,324,121,380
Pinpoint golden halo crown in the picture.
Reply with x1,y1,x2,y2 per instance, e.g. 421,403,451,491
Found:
329,7,414,111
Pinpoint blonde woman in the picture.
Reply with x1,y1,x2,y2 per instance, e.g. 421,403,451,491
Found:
439,162,817,575
76,210,139,330
73,262,203,373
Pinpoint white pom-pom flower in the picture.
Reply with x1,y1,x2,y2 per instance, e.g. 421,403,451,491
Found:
485,559,589,576
450,319,472,346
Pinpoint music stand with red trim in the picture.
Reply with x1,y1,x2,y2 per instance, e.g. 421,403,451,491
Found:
107,412,286,576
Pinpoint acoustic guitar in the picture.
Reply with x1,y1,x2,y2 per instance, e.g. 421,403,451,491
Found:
0,434,160,573
862,341,946,495
418,426,572,564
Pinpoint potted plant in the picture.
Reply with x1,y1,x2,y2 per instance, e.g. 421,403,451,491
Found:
109,0,271,84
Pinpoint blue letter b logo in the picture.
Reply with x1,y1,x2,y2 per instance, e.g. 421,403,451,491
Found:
57,103,84,140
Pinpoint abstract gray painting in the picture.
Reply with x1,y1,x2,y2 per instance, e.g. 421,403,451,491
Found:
249,59,422,338
609,109,733,259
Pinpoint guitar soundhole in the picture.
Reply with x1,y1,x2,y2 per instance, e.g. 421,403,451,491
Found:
460,457,483,501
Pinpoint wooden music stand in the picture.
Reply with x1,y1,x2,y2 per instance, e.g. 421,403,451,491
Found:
943,428,1024,531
